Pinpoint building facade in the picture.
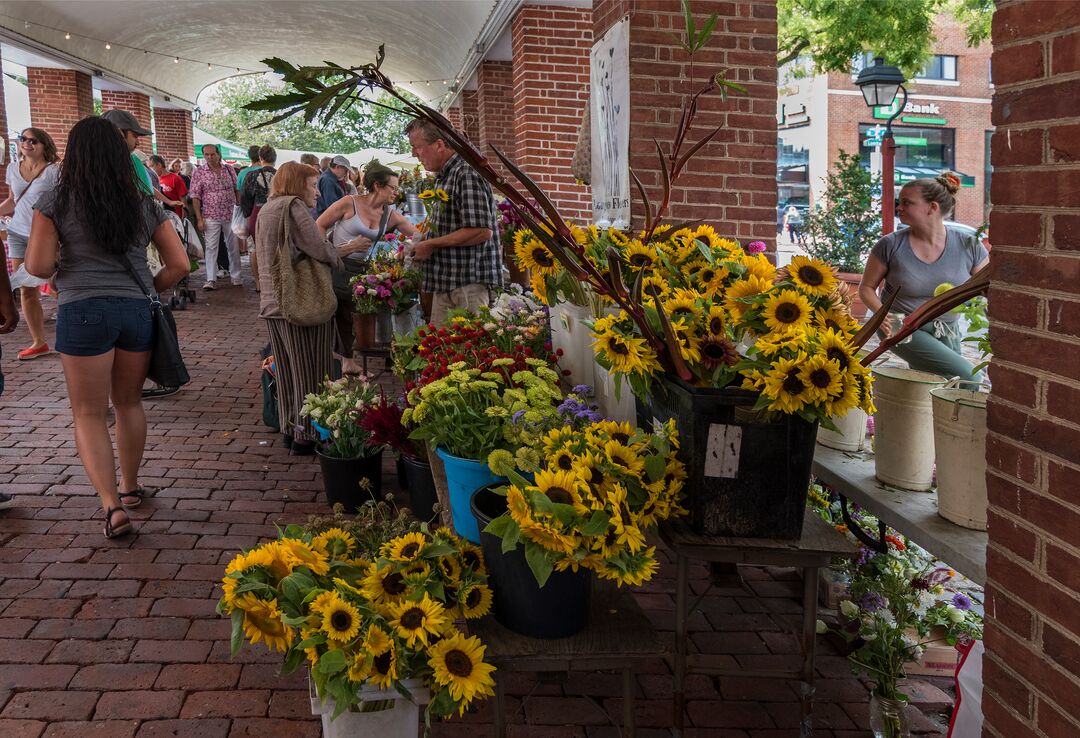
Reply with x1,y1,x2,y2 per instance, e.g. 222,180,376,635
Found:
778,15,993,229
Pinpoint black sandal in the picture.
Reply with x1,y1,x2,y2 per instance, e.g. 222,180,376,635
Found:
119,489,146,508
104,507,133,539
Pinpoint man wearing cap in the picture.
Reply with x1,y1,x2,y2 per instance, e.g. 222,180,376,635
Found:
316,155,351,216
101,109,183,212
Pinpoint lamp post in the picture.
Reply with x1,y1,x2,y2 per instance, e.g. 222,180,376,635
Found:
855,57,907,235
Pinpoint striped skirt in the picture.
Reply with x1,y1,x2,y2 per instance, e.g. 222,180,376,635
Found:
265,318,335,442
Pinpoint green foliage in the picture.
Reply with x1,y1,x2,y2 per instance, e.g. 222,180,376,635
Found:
778,0,993,75
200,75,417,153
801,151,882,274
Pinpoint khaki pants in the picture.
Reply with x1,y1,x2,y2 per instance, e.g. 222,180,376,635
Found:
430,283,492,325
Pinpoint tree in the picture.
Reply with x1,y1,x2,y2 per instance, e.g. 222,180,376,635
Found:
199,75,419,154
778,0,994,75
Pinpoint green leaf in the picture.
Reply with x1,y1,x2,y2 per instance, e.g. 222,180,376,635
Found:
282,646,305,674
695,14,719,51
230,609,246,658
483,514,514,538
524,541,554,587
501,519,522,553
682,0,697,41
316,649,347,676
579,510,611,537
644,453,667,483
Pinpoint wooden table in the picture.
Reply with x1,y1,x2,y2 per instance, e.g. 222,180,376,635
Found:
469,579,664,737
660,511,856,738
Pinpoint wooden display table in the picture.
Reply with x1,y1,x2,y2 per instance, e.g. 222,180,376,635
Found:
660,511,856,738
469,579,663,737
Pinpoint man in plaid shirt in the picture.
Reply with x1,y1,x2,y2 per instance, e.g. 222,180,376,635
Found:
406,119,503,325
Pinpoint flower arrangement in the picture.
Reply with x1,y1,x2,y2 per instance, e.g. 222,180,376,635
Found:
217,503,496,720
483,418,687,587
396,165,435,198
416,187,449,236
350,249,422,315
301,376,382,459
401,358,564,462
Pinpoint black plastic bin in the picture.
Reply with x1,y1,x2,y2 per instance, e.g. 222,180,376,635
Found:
316,450,384,513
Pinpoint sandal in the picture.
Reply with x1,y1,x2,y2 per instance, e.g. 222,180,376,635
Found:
104,506,133,539
119,489,146,508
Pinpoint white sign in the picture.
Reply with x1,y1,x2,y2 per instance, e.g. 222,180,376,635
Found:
591,18,630,229
704,424,742,479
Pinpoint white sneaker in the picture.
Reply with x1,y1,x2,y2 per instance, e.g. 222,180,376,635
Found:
203,281,216,291
231,278,244,286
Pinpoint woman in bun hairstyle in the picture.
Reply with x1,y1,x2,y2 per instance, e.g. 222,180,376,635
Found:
858,172,989,381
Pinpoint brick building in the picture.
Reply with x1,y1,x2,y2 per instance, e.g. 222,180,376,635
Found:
778,15,993,230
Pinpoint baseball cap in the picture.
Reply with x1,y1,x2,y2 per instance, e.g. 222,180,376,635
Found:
102,109,152,137
330,155,353,172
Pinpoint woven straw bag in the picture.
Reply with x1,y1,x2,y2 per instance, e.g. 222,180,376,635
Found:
271,197,337,327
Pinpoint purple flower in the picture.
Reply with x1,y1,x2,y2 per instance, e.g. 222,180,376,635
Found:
866,416,875,436
854,546,877,566
572,384,592,395
951,593,973,611
858,591,887,613
512,409,526,424
747,241,767,254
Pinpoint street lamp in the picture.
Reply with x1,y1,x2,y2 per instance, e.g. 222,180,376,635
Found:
855,57,907,235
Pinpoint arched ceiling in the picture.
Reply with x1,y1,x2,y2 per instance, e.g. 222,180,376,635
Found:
0,0,502,108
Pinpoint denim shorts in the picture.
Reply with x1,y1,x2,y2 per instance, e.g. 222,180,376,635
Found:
56,296,153,356
6,232,28,259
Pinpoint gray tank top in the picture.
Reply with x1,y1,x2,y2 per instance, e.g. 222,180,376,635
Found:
869,226,989,322
332,196,389,257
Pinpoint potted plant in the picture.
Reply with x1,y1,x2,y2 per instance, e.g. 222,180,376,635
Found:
800,151,882,319
217,502,497,735
302,377,385,512
359,393,438,523
473,417,686,638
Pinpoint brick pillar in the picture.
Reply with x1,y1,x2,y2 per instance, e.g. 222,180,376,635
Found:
153,107,194,161
982,3,1080,736
511,4,592,222
27,67,93,157
475,60,515,178
593,0,778,247
0,51,9,201
461,89,480,144
100,90,153,153
445,105,464,130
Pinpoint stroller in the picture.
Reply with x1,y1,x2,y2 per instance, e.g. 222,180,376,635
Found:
164,209,202,310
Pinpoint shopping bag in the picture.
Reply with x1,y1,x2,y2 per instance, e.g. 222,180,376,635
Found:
231,204,249,240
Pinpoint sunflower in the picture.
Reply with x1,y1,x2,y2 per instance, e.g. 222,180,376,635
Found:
592,419,636,445
703,305,728,337
693,264,730,296
724,274,772,318
277,538,330,576
428,633,496,713
814,304,858,335
457,541,485,572
854,369,877,415
604,440,646,478
528,270,549,305
798,354,843,403
506,484,534,525
320,594,362,643
600,547,660,586
514,231,559,275
817,328,856,372
549,444,577,473
459,583,494,619
362,623,392,656
383,531,428,562
761,355,812,413
369,642,398,688
754,329,809,357
762,289,814,334
312,528,356,558
671,320,703,364
435,188,449,202
662,294,700,324
437,554,462,583
700,334,740,369
309,589,339,616
741,253,778,282
533,468,590,513
593,329,661,376
825,372,862,417
362,564,408,604
389,594,447,647
237,595,293,652
347,653,372,684
418,189,437,200
787,255,838,297
641,273,671,301
622,240,660,271
520,518,578,555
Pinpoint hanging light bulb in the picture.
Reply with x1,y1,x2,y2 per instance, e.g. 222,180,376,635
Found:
105,42,111,50
174,56,179,63
426,80,431,86
64,32,71,40
207,62,213,71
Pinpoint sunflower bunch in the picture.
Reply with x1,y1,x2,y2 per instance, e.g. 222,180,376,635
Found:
417,187,449,236
514,224,620,306
483,419,687,588
218,523,496,720
300,376,382,459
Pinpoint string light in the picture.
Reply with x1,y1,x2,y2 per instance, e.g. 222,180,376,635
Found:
174,57,179,63
64,32,70,40
105,42,110,50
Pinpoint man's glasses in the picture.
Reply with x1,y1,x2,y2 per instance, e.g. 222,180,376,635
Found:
17,136,40,146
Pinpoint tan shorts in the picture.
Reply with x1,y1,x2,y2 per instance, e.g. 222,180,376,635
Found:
430,283,492,325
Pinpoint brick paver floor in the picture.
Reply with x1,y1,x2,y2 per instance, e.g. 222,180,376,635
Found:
0,265,953,737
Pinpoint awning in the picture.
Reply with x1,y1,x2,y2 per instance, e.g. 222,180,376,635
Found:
894,166,975,188
192,127,249,163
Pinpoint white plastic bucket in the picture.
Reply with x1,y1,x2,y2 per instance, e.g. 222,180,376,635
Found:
871,367,946,490
550,303,596,390
594,366,637,424
931,380,990,530
817,407,868,452
310,677,428,738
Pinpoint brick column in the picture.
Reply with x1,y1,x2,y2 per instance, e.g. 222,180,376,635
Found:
475,60,515,178
100,90,153,153
0,51,9,201
153,107,194,161
982,3,1080,736
461,89,480,144
593,0,778,246
27,68,93,157
445,105,464,130
511,4,592,222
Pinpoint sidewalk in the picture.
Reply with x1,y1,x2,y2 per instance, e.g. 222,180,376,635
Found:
0,266,951,736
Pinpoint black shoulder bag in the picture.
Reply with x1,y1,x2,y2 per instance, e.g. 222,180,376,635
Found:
118,253,190,388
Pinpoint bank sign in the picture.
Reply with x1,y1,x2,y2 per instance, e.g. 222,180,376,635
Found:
873,100,947,125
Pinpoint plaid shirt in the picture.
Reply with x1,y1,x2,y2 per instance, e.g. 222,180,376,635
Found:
422,154,504,293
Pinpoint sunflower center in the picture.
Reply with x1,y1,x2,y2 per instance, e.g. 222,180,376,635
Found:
782,372,806,395
700,269,715,282
331,610,354,632
383,572,406,595
612,432,630,445
709,316,723,335
465,588,481,608
702,341,728,361
373,651,392,674
775,302,803,324
797,265,824,287
547,486,573,505
530,247,554,267
826,347,850,369
556,454,574,471
610,340,629,356
400,542,420,558
445,649,474,678
462,551,481,570
809,368,833,389
629,253,653,267
400,607,425,629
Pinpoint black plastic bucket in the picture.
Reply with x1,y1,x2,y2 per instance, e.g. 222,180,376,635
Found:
395,455,409,492
638,376,817,539
317,450,384,513
471,484,591,639
402,455,438,523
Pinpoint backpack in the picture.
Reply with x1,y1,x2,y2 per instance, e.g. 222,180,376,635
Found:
241,167,274,217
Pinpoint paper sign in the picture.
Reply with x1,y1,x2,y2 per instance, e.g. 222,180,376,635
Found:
704,424,742,478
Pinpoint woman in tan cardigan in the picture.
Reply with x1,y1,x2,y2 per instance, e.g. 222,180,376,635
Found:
255,162,369,454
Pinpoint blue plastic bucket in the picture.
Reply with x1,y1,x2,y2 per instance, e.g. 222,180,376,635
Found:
435,447,505,542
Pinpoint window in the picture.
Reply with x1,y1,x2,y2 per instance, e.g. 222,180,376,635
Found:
917,55,958,81
858,124,956,170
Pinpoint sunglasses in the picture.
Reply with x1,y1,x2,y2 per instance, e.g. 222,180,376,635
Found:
17,135,40,146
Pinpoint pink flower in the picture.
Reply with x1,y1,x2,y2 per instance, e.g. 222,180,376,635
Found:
747,241,767,254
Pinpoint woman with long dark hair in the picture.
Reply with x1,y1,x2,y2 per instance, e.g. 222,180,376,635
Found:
24,117,190,538
0,126,60,359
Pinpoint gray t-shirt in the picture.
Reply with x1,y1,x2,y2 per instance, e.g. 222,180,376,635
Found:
34,189,168,306
869,226,989,322
5,161,60,238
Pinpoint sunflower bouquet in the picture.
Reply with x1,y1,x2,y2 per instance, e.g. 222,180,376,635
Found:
217,515,496,721
300,376,382,459
416,187,449,236
483,418,687,587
